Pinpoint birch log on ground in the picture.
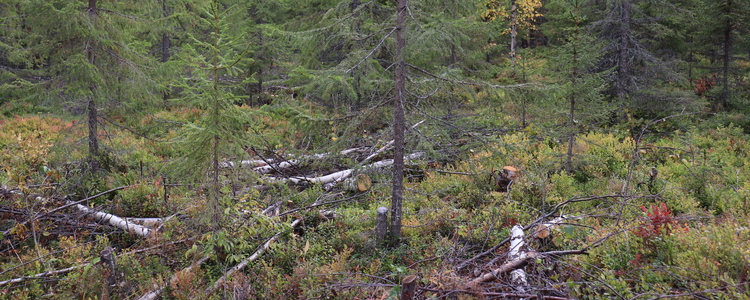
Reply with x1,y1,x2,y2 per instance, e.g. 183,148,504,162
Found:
73,201,151,237
252,147,367,174
466,225,530,289
508,225,528,295
267,152,424,186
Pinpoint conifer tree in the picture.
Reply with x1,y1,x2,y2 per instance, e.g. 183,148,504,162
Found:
696,0,749,108
170,0,255,225
0,0,155,169
551,0,607,174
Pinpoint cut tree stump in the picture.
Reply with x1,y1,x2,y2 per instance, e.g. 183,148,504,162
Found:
493,166,519,192
376,206,388,242
401,275,418,300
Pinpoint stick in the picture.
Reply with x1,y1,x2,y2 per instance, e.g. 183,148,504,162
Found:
0,264,86,288
465,249,586,288
203,218,303,297
137,256,210,300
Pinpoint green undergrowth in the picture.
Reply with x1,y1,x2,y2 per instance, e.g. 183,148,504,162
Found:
2,101,750,299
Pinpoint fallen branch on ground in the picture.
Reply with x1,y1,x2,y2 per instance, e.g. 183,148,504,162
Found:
204,218,303,297
465,249,587,288
137,256,210,300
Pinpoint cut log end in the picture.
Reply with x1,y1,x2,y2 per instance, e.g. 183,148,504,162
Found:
492,166,519,192
345,174,371,192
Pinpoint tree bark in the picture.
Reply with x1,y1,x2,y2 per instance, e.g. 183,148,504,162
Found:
566,8,580,176
401,275,418,300
510,0,517,70
617,0,631,102
73,201,152,237
391,0,407,239
87,98,99,169
721,0,732,107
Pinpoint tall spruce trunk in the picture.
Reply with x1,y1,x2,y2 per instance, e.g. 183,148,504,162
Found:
617,0,631,102
162,0,171,106
87,98,99,169
566,9,580,176
87,0,99,168
390,0,407,239
510,0,517,70
721,0,732,107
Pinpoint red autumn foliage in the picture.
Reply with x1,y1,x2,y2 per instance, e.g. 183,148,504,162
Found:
632,202,683,241
694,74,716,96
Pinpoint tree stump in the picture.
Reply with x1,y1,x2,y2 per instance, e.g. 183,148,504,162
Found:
376,207,388,242
100,247,117,300
400,275,418,300
492,166,519,192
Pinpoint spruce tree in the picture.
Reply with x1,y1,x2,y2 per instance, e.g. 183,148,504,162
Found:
0,0,155,169
169,0,256,226
551,0,608,174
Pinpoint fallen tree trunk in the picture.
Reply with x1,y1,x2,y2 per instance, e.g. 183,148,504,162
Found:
74,202,151,238
267,152,424,186
360,119,425,165
219,159,270,169
507,225,528,295
204,218,303,297
2,186,130,237
252,148,367,174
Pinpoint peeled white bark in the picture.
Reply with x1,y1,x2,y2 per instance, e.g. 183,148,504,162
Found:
534,215,567,239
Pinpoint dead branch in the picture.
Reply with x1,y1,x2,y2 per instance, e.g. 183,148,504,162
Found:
137,256,210,300
420,287,570,300
0,264,86,288
203,218,303,297
465,249,587,288
360,119,425,165
455,195,624,271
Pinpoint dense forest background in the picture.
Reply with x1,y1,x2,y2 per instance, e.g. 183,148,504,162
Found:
1,0,750,298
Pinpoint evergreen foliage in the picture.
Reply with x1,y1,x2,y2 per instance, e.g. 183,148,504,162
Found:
169,0,256,225
2,0,750,299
